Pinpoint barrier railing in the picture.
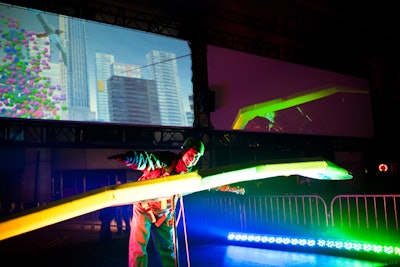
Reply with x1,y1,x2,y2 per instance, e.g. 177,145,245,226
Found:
329,194,400,243
182,193,400,244
330,194,399,231
242,195,329,237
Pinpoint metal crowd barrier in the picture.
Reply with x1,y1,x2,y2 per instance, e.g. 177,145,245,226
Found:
329,194,400,243
182,193,400,243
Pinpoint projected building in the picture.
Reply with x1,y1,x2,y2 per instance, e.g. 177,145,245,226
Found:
60,16,94,121
95,53,115,122
146,50,187,126
107,76,160,125
95,56,144,122
0,5,193,126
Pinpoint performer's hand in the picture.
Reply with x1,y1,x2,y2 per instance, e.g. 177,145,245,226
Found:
216,185,245,195
232,187,245,195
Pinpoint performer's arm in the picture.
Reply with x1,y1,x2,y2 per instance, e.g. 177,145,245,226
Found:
107,151,164,171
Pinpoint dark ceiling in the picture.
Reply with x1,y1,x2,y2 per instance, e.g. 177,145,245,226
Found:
110,0,400,58
4,0,399,82
4,0,399,66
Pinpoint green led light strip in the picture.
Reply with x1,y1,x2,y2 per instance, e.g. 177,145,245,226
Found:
227,232,400,257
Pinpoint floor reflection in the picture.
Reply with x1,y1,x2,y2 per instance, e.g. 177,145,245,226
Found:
183,244,386,267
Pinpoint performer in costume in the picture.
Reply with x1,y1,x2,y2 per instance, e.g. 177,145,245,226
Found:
107,137,244,267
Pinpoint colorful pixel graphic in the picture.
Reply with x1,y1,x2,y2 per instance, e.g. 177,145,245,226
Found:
0,12,66,120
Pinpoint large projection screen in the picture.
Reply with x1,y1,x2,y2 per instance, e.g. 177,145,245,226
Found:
0,3,194,127
208,45,374,138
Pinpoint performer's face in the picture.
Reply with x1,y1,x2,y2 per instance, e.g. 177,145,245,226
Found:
181,148,202,168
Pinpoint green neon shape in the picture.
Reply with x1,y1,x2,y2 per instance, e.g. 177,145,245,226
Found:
232,86,369,130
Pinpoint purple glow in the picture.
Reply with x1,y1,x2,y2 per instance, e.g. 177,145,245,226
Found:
208,45,374,138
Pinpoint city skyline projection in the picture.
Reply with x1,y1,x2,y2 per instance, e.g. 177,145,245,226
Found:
0,3,194,127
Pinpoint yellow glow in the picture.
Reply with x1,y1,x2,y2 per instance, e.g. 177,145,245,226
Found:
0,172,201,241
198,158,351,190
0,158,351,241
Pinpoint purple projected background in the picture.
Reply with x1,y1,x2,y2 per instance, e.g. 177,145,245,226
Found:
208,45,374,138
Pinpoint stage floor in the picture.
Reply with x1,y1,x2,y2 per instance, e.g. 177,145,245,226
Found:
183,244,387,267
0,223,397,267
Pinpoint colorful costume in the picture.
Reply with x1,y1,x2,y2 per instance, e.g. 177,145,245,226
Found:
109,150,186,266
108,138,244,267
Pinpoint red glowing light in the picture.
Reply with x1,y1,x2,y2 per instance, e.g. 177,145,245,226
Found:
378,163,388,172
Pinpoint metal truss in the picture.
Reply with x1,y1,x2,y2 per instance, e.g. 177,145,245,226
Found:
0,118,191,149
0,117,369,148
0,119,377,182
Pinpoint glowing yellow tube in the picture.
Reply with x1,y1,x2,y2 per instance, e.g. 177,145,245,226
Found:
0,172,201,241
0,158,352,241
198,158,352,190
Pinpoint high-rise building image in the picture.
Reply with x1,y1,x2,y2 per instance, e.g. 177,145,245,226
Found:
146,50,187,126
107,76,160,125
95,53,115,122
60,16,94,121
95,56,143,122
